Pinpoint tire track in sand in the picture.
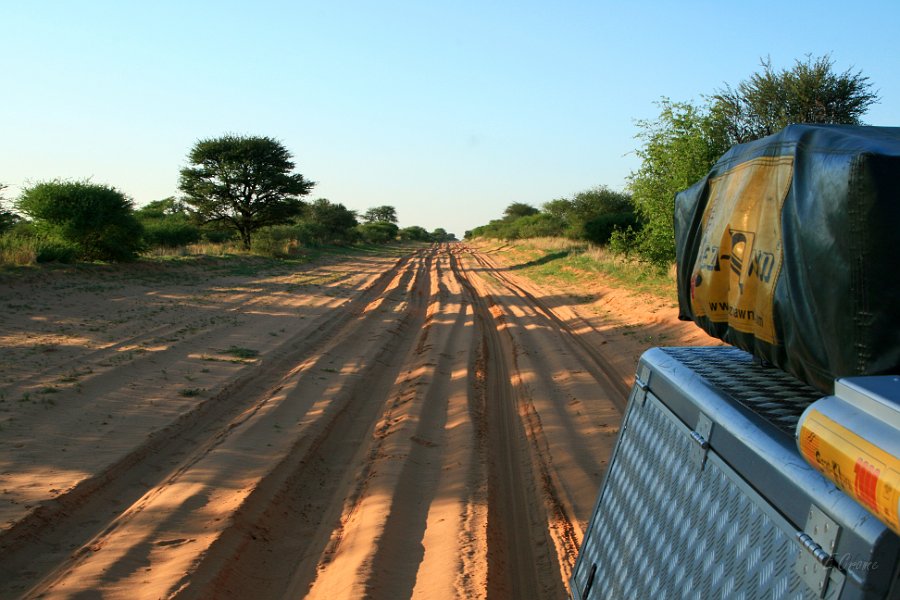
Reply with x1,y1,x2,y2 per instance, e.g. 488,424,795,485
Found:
460,247,621,586
3,243,627,599
172,252,433,598
0,252,418,598
450,252,565,600
469,249,630,408
300,248,475,599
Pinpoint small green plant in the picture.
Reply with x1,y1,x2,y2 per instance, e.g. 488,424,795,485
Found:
224,346,259,359
179,388,203,397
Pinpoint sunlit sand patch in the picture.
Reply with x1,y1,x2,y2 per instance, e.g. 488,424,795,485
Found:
0,333,97,349
0,466,90,529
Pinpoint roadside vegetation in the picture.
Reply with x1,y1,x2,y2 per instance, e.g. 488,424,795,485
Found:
466,54,880,270
480,237,678,301
0,135,456,268
2,55,880,274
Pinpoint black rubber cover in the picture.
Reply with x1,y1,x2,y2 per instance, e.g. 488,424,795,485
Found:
675,124,900,393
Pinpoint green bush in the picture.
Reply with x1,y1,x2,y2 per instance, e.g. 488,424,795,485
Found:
35,238,78,263
357,221,399,244
0,226,78,265
142,219,202,248
514,213,567,239
608,225,641,257
302,199,359,244
583,212,642,246
288,221,323,246
201,227,236,244
16,180,145,262
400,226,431,241
251,225,302,257
136,198,202,249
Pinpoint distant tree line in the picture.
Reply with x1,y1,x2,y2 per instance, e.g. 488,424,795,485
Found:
464,186,640,247
0,135,455,265
468,54,880,268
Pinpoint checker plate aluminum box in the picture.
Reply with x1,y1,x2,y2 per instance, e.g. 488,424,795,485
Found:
570,347,900,599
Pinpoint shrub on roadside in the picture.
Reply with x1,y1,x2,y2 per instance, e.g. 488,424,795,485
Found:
136,198,202,249
35,238,78,263
16,180,145,262
608,225,642,258
201,227,236,244
143,219,202,248
583,212,643,246
0,225,78,265
357,221,399,244
513,213,567,239
251,225,303,257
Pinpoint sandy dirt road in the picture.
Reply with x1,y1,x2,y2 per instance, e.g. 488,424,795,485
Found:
0,244,710,599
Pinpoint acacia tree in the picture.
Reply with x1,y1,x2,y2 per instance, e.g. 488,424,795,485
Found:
362,205,398,224
711,54,880,144
503,202,539,220
179,135,315,249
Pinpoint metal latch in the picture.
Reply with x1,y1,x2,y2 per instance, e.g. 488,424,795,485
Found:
689,413,713,470
795,505,844,598
633,365,651,407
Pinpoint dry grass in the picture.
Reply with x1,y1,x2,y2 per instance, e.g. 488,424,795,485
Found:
484,237,678,300
518,237,584,252
147,241,246,258
0,243,37,267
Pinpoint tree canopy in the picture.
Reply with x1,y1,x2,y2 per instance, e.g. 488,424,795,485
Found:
357,221,399,243
503,202,539,220
301,198,359,244
362,205,398,224
179,135,315,249
399,225,431,241
466,187,636,244
710,54,880,145
135,197,192,220
430,228,458,242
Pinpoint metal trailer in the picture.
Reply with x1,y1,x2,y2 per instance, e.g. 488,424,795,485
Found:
570,346,900,599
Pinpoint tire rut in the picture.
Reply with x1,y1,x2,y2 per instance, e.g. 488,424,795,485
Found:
173,252,434,599
0,252,417,598
360,251,471,598
450,252,563,600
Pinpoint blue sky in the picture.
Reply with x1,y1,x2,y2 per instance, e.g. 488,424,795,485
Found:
2,1,898,237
